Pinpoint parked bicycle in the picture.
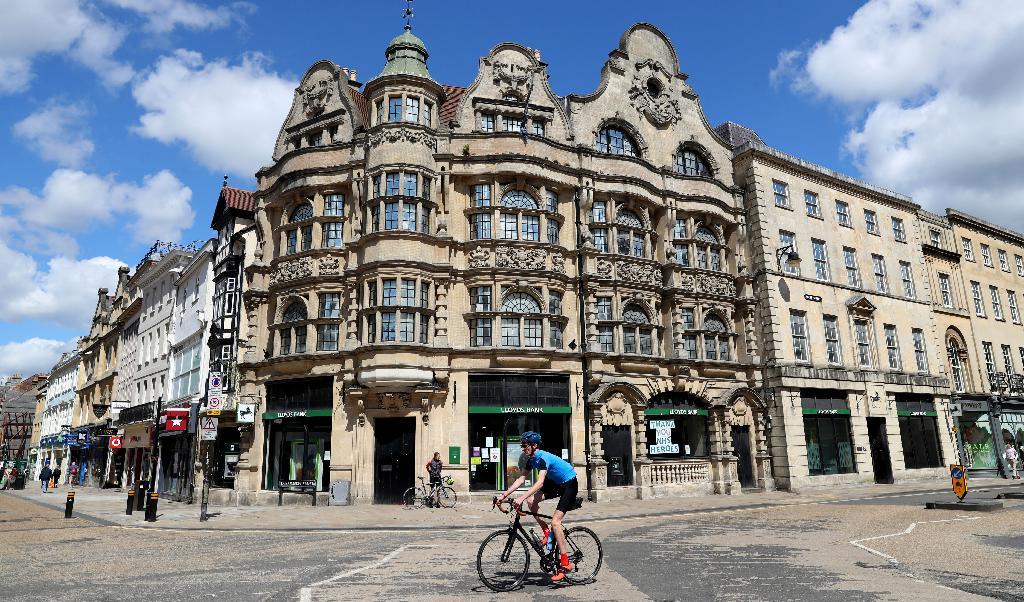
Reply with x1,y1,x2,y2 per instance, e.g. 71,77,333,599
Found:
476,497,602,591
402,475,457,508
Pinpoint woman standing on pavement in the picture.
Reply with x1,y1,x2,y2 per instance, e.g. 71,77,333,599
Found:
1004,443,1020,479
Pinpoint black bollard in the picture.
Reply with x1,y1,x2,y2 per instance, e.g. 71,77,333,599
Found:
64,491,75,519
126,490,135,515
135,481,147,511
144,492,159,522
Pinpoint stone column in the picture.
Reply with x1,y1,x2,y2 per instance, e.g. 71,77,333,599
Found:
434,278,449,347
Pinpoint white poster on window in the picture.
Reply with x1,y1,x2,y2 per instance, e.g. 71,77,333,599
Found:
485,437,494,448
648,419,679,454
489,447,500,463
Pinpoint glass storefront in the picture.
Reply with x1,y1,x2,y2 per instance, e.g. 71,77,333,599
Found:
262,378,333,492
467,374,571,492
999,410,1024,450
802,391,855,476
645,392,709,459
896,396,943,469
961,411,998,469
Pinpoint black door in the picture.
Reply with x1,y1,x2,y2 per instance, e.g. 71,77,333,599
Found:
732,425,756,488
867,417,894,484
374,418,416,504
602,425,633,487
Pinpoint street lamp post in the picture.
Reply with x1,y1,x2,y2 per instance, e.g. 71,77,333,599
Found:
988,372,1022,478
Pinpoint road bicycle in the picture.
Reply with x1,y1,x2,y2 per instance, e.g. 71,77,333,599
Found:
476,497,602,591
402,475,457,508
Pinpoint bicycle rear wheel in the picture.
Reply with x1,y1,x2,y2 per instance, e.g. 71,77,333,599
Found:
476,529,530,592
402,486,421,509
562,526,602,584
437,486,458,508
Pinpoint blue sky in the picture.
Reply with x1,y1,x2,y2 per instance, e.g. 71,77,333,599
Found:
2,0,1022,376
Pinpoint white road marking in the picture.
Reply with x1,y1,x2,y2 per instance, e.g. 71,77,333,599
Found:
297,543,436,602
848,517,980,565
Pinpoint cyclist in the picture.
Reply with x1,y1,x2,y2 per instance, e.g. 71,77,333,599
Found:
497,431,578,582
425,451,444,507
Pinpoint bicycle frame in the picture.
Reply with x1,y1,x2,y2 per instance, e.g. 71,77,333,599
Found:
493,499,558,565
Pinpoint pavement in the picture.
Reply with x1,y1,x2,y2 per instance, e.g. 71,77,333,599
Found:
5,476,1023,531
3,478,1024,601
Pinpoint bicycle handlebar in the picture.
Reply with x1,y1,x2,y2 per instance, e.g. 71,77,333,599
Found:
491,496,552,520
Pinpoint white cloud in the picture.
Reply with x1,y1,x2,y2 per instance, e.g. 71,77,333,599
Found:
0,240,125,329
13,101,95,167
132,49,294,177
102,0,254,34
0,168,195,244
0,0,133,94
0,338,75,379
773,0,1024,230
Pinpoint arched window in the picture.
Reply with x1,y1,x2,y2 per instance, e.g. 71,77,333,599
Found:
290,203,314,223
622,305,655,355
675,224,724,272
702,312,730,361
675,148,710,177
596,126,638,157
612,206,648,258
279,301,308,355
500,190,538,210
501,292,541,314
470,188,560,245
646,392,708,458
947,338,966,393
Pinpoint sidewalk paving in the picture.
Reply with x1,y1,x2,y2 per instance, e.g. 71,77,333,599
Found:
5,476,1022,532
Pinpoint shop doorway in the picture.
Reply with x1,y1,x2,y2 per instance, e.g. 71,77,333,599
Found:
374,417,415,504
732,425,756,488
602,425,633,487
867,417,894,484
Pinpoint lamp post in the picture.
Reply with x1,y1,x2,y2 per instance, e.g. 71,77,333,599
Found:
988,372,1022,478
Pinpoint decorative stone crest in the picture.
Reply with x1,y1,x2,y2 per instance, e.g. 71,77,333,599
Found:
595,258,613,278
616,261,661,286
301,76,333,117
368,127,437,151
726,398,753,427
629,59,681,127
696,273,736,297
495,246,545,270
601,392,633,427
318,256,340,276
550,253,566,274
489,59,540,98
468,247,491,269
271,257,314,286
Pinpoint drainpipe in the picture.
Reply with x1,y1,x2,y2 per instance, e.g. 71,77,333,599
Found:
573,188,595,501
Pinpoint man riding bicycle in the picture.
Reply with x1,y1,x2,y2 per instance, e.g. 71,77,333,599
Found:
497,431,578,582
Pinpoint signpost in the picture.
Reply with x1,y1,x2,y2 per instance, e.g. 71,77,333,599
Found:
208,373,223,411
950,464,968,501
199,416,218,442
109,436,123,450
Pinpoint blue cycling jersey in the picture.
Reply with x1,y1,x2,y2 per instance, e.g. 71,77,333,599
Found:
524,449,576,485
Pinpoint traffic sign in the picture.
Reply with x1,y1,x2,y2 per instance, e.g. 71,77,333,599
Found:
207,410,221,416
950,464,968,500
209,372,223,394
949,401,963,417
200,416,218,441
208,394,222,410
109,436,123,450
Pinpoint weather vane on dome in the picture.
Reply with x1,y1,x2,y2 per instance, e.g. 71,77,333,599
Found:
403,0,414,30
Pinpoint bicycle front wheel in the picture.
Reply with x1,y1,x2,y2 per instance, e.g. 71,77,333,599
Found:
402,487,421,509
563,526,603,584
437,486,458,508
476,529,530,592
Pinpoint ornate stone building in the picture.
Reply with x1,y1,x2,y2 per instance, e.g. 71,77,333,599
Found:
236,23,770,504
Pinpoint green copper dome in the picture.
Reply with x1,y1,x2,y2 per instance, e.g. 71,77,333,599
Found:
376,25,433,80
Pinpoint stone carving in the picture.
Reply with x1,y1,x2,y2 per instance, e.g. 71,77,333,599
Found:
595,258,613,278
550,253,566,274
271,257,314,286
301,76,333,117
495,246,545,270
380,392,412,413
678,273,696,291
616,261,661,286
489,59,540,99
629,59,681,126
468,247,490,268
727,398,753,427
601,392,633,427
696,273,736,297
368,127,437,151
318,256,340,276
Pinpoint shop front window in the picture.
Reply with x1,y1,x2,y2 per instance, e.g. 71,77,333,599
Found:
645,393,709,459
896,397,943,469
802,391,855,476
961,411,998,469
263,378,333,492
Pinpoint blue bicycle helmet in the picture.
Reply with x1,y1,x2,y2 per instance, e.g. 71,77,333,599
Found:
521,431,542,445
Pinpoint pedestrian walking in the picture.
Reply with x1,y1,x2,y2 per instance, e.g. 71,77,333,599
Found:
38,465,52,493
69,462,79,487
51,466,62,490
0,466,11,490
1005,443,1020,479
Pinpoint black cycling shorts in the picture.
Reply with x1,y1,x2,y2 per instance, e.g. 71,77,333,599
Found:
541,477,579,514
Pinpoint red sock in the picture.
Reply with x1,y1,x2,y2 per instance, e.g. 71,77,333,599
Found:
560,552,569,565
